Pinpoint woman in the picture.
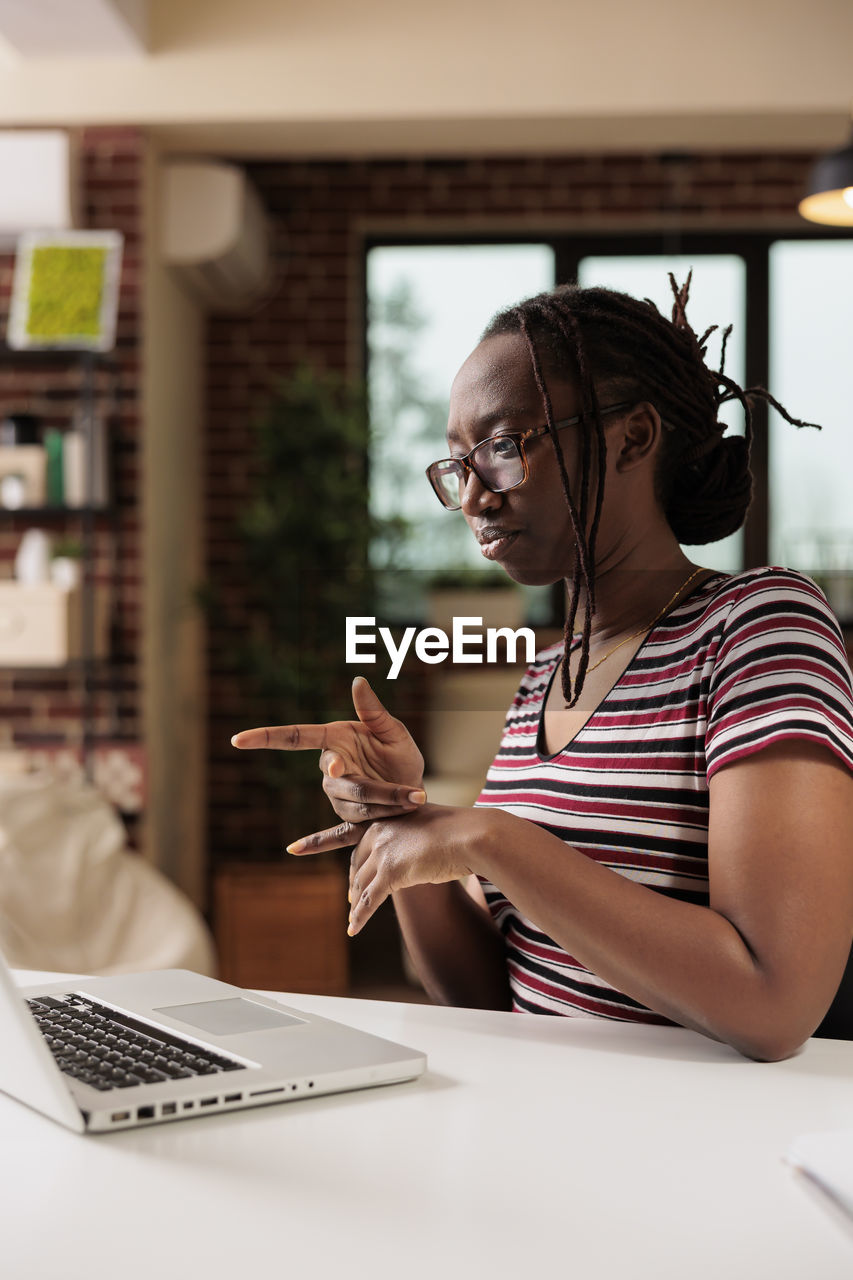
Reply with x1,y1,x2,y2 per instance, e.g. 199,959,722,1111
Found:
233,277,853,1061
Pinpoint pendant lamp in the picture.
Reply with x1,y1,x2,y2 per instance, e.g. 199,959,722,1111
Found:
799,123,853,226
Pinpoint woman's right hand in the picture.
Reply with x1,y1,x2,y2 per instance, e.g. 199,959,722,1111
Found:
231,676,426,824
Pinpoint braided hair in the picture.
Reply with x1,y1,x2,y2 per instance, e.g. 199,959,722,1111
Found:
481,274,820,707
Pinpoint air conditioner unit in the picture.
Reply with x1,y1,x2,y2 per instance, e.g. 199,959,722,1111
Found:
161,160,273,312
0,131,79,247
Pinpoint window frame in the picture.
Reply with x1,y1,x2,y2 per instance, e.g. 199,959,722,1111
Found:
363,227,852,573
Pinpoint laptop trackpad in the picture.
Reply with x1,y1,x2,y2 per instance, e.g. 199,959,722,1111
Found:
154,998,306,1035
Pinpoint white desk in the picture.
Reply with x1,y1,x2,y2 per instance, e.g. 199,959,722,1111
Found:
2,977,853,1280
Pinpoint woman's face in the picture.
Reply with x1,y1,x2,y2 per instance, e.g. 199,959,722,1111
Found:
446,332,614,587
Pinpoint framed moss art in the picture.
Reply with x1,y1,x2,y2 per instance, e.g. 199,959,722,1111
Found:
7,230,123,351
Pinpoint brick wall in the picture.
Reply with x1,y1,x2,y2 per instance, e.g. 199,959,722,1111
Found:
204,150,814,865
0,127,144,836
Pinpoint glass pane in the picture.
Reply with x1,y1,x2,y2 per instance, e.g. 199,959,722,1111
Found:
578,254,747,573
769,241,853,622
367,244,555,614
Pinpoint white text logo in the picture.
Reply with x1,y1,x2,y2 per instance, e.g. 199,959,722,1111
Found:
346,616,536,679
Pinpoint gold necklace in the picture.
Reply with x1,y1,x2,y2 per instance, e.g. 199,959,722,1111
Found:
575,566,706,677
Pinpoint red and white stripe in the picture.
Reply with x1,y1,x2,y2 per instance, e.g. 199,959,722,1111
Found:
475,567,853,1020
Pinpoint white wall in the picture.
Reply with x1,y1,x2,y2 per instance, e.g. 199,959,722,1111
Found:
0,0,850,154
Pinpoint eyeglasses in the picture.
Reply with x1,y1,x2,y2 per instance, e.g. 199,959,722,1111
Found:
425,402,632,511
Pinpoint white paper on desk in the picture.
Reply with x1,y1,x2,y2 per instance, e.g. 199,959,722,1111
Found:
788,1130,853,1219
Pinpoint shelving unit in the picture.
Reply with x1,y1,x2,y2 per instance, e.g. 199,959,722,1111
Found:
0,347,122,781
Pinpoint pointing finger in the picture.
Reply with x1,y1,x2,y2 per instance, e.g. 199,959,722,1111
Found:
231,724,331,751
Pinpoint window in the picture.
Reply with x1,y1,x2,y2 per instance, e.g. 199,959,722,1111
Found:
367,243,555,575
365,232,852,622
769,240,853,621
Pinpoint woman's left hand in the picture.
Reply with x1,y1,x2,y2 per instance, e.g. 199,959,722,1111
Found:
287,803,509,935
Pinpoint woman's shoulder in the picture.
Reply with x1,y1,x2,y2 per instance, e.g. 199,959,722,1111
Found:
701,566,853,777
698,565,842,630
704,564,830,603
653,566,848,676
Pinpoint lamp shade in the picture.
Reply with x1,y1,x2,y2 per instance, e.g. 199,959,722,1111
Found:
799,130,853,226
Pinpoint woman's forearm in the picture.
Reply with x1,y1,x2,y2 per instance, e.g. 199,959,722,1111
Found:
392,882,511,1011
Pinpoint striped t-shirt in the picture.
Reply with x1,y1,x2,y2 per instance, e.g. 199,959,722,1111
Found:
475,567,853,1021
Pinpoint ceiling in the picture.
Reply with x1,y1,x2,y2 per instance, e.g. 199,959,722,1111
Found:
0,0,850,158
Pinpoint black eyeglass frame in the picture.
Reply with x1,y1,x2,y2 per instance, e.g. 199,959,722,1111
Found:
425,401,633,510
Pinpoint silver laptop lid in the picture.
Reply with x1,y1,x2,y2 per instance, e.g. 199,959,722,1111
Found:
0,950,84,1132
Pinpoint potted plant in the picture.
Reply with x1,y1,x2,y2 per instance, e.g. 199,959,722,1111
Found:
215,366,382,994
232,366,377,820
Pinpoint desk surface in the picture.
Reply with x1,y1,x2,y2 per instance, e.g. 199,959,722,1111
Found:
3,977,853,1280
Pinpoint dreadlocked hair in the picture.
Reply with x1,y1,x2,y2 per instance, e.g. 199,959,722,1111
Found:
482,274,820,707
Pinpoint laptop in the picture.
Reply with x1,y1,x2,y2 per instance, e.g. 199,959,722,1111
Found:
0,949,426,1134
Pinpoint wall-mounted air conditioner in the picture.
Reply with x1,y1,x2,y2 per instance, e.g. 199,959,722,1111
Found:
161,160,273,312
0,131,79,247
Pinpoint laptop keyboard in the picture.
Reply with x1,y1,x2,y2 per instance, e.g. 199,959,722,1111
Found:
26,994,243,1093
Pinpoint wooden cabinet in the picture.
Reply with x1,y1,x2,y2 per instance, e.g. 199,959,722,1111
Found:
214,862,349,995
